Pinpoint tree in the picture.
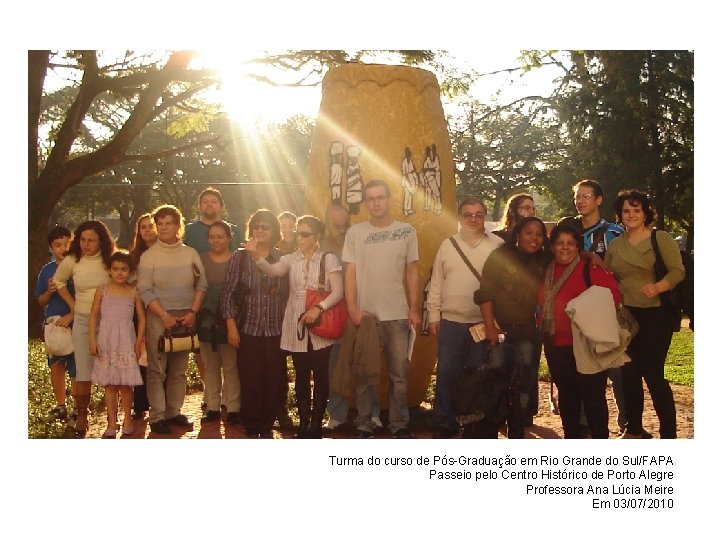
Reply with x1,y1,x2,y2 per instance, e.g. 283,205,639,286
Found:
28,50,220,334
531,50,694,245
450,98,564,220
29,50,443,334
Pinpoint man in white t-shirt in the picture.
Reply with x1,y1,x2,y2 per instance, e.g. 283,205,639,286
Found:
343,180,421,438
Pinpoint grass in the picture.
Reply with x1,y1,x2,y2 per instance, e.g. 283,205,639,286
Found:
665,327,694,386
28,326,694,438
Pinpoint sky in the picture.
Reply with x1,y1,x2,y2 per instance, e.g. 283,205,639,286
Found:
202,49,564,127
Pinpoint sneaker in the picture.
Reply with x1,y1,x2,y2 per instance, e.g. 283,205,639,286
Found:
167,414,194,429
47,405,68,423
150,419,172,434
355,429,375,439
324,418,345,430
201,410,221,424
393,428,416,439
371,416,383,428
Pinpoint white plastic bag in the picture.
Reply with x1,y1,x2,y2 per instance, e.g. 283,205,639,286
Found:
44,315,74,357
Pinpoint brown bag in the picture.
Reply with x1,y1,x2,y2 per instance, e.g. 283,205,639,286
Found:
158,324,199,353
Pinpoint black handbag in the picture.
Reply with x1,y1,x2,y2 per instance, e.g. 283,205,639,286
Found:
158,324,199,353
650,230,683,331
197,307,228,351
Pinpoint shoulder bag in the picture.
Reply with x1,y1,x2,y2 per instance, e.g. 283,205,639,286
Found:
650,229,683,332
298,252,347,340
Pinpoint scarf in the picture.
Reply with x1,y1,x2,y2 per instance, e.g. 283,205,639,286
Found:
541,255,581,336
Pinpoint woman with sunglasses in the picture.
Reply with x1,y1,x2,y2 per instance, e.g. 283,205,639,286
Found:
221,210,289,438
245,215,344,438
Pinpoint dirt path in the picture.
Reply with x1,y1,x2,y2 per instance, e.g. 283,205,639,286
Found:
85,380,693,439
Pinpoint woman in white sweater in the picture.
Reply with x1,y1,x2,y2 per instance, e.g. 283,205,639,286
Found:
54,220,115,438
137,205,207,435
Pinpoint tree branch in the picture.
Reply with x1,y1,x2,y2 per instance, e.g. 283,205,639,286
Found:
125,136,221,161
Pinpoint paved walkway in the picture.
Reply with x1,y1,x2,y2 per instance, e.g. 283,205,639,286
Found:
83,380,693,439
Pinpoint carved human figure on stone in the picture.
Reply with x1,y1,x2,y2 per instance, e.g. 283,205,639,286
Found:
346,145,363,215
400,147,419,216
329,142,344,205
422,144,442,214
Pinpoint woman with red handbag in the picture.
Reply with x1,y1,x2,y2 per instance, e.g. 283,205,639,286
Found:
246,215,344,438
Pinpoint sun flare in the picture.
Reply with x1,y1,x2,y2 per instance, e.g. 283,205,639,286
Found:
201,50,320,131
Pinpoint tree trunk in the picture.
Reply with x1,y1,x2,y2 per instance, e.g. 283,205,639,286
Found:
645,51,665,229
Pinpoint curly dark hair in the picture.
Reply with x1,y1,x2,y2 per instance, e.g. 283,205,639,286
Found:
507,216,547,250
66,220,115,268
245,209,281,246
549,223,583,249
612,189,655,226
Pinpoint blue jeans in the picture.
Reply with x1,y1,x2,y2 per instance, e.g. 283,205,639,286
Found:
355,319,409,434
487,325,539,438
433,319,486,431
327,343,380,423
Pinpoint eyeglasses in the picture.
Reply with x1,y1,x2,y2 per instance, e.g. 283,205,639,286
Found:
253,224,270,231
573,194,595,201
364,195,389,203
461,212,485,220
297,231,315,238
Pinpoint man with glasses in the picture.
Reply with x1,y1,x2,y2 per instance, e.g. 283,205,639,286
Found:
322,204,383,433
427,198,503,438
558,179,628,435
343,180,421,438
559,179,623,257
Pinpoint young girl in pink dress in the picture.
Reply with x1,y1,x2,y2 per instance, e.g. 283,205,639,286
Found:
89,251,146,438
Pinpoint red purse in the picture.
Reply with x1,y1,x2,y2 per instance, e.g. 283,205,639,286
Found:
299,252,347,340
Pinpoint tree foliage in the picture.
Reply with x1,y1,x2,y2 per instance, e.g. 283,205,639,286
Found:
450,98,564,220
530,50,694,244
29,49,343,332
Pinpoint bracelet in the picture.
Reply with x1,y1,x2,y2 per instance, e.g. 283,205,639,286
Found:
315,304,325,312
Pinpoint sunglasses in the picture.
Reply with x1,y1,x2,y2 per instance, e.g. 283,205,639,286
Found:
253,224,270,231
297,231,315,238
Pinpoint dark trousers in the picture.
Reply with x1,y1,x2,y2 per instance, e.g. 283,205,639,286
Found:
278,351,290,418
133,366,149,413
623,306,677,438
544,341,609,439
292,344,332,418
238,334,284,433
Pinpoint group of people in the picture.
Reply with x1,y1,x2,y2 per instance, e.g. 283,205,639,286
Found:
35,178,686,439
428,180,686,439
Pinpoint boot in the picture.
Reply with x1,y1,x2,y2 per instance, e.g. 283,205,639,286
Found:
307,399,327,439
294,397,311,439
74,394,91,438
